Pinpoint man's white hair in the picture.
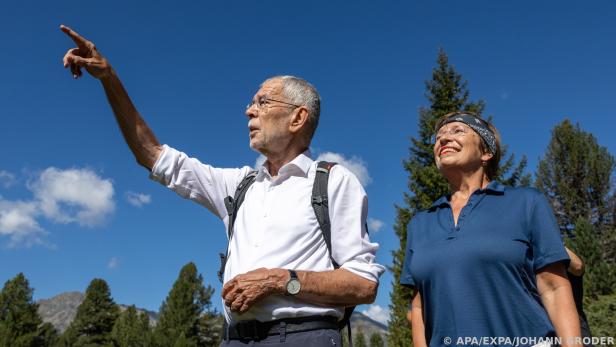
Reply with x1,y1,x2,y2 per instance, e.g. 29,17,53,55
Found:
263,75,321,142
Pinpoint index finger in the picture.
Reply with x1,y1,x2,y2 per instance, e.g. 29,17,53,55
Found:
60,24,89,48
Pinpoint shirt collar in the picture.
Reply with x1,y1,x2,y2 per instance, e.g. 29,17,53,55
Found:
257,149,314,179
430,181,506,208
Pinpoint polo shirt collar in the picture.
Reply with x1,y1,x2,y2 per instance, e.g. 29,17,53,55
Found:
430,181,506,208
258,150,314,179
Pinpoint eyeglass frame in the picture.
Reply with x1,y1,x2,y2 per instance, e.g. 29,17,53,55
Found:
432,123,473,143
246,96,302,111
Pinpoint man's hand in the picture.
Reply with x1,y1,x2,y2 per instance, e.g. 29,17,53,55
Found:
222,268,287,314
60,25,110,80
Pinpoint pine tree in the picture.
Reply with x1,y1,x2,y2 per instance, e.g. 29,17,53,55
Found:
63,278,119,347
173,332,198,347
535,119,616,291
388,49,530,346
568,219,615,297
354,331,367,347
34,323,58,347
111,305,151,347
196,311,222,347
584,293,616,337
369,332,385,347
0,273,54,347
153,262,215,347
536,119,615,234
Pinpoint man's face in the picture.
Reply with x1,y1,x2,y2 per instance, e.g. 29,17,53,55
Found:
245,79,297,155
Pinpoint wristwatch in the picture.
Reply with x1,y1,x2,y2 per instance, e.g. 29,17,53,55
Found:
285,270,301,295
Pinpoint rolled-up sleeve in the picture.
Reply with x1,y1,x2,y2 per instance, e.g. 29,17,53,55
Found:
149,144,251,219
328,165,385,283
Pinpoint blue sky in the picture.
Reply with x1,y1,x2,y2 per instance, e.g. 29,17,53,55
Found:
0,1,615,325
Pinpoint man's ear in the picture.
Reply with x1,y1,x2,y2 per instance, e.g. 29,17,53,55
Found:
289,106,309,134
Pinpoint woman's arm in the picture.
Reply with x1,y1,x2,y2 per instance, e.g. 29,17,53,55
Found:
411,290,427,347
536,262,582,347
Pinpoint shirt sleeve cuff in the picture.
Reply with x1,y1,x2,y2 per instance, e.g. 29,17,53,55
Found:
340,259,385,283
534,253,571,272
400,275,415,288
149,144,177,185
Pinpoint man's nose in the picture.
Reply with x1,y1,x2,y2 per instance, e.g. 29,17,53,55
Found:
245,106,257,118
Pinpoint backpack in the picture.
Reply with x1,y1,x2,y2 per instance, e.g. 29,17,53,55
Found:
217,161,356,345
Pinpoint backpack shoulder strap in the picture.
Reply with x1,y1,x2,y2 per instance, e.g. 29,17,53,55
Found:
217,171,258,283
224,171,258,239
312,161,357,343
312,161,339,268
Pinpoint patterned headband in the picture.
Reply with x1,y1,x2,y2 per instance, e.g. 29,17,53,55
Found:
441,113,497,155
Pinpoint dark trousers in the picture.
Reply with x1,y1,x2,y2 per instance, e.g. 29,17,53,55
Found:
220,328,341,347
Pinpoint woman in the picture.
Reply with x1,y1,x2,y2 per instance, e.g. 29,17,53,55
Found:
400,111,581,347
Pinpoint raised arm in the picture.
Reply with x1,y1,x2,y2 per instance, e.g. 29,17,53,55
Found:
60,25,162,170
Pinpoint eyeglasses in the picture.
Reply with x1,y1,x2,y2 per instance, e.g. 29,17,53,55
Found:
433,124,471,143
246,96,301,111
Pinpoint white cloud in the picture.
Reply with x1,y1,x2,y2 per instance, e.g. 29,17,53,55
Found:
361,304,390,326
367,217,385,232
315,152,372,186
0,167,116,247
0,199,47,248
108,257,120,269
29,168,115,227
0,171,17,188
126,191,151,207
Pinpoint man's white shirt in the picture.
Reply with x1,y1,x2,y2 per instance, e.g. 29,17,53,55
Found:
150,145,385,323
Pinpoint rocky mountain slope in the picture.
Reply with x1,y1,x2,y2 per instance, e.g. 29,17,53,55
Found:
37,291,387,340
37,291,158,333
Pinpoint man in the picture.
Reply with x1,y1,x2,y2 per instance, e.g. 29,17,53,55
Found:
60,25,384,346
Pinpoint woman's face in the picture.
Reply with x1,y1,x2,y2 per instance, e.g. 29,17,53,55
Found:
433,121,492,175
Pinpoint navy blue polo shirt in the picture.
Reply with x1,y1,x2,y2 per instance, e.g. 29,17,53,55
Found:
401,182,569,347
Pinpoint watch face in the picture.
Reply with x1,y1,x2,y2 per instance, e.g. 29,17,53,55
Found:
286,279,301,295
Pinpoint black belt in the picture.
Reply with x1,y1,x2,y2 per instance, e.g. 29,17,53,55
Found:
223,315,339,341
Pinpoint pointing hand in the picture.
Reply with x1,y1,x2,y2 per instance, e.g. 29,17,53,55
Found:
60,25,110,80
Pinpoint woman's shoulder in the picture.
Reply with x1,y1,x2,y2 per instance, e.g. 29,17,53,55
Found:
500,184,545,200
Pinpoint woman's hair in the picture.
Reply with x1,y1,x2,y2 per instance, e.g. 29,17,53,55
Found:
434,111,501,180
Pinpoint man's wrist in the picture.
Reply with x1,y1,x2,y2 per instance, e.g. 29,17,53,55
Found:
272,268,290,295
99,66,115,83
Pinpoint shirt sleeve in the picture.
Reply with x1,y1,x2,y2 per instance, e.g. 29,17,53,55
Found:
400,218,415,287
149,144,252,219
529,190,570,272
327,165,385,283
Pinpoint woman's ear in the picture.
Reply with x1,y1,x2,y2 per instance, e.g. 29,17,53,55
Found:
481,151,493,162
